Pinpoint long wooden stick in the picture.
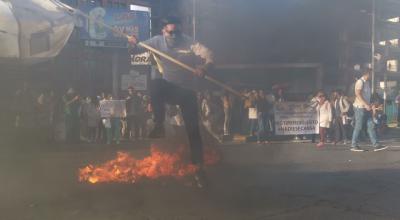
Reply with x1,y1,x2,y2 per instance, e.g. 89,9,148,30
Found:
62,5,244,98
137,43,244,98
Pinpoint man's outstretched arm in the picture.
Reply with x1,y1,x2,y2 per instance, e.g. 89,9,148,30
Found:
191,42,214,77
128,35,160,55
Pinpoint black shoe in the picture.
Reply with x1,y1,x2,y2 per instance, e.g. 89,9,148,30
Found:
350,146,365,152
194,169,207,189
373,145,388,152
148,126,165,139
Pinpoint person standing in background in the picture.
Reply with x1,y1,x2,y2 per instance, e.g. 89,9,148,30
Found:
63,88,81,144
84,96,100,143
221,92,232,136
395,91,400,127
14,82,35,143
101,94,123,145
248,91,258,137
332,90,350,145
35,92,53,143
126,87,143,141
316,93,332,148
256,90,270,144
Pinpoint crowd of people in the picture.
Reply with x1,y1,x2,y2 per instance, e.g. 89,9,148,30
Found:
198,88,284,143
198,72,389,149
13,83,153,145
11,80,289,145
311,70,387,151
12,70,390,149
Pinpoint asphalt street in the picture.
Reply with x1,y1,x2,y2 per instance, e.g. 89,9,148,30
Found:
1,138,400,220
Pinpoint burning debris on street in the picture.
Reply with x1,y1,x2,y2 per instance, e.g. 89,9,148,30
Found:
79,145,220,184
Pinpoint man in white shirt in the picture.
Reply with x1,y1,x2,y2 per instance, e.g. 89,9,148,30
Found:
351,69,387,152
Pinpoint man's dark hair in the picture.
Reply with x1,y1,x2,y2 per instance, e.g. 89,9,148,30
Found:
335,89,343,95
160,16,181,28
362,68,372,76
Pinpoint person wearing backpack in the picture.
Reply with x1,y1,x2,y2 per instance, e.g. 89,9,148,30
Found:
351,69,387,152
332,90,351,145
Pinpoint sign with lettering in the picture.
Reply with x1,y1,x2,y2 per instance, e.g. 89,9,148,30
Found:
274,102,319,135
99,100,126,118
131,51,151,65
121,71,147,91
79,5,150,47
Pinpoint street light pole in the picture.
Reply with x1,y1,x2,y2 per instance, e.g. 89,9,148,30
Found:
192,0,196,41
371,0,376,93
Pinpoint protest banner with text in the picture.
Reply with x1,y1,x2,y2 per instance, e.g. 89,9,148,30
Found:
274,102,319,135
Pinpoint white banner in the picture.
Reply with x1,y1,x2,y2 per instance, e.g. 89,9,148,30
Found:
274,102,319,135
121,71,147,91
99,100,126,118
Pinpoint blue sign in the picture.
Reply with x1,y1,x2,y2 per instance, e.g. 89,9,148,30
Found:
79,5,150,46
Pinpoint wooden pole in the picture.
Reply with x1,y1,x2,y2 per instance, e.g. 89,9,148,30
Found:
137,43,244,98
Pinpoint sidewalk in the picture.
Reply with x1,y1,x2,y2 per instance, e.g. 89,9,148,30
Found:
227,126,400,145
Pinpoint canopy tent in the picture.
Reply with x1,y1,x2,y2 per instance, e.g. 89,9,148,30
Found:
0,0,74,64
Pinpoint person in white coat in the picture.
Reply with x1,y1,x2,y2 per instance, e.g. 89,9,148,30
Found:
316,93,332,148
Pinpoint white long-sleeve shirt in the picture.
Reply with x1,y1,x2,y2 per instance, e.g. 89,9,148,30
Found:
135,34,214,90
317,100,332,128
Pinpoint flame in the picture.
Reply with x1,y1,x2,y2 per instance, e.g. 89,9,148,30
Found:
79,145,219,184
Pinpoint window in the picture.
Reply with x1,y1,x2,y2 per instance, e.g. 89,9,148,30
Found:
387,17,400,23
389,39,399,47
387,60,398,72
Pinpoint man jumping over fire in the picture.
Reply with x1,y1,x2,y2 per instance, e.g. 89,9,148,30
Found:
128,16,214,188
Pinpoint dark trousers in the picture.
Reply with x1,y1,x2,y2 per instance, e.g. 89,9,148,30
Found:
319,127,327,143
87,126,96,142
127,115,143,139
334,117,348,142
151,79,203,165
65,116,80,144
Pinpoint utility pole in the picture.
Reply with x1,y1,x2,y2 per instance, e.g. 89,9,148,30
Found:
371,0,376,93
112,50,119,98
192,0,196,41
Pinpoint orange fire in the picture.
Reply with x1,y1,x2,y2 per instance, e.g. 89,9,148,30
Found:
79,145,219,184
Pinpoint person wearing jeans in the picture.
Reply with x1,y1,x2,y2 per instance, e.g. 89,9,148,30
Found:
222,93,232,136
395,91,400,127
352,107,377,147
351,69,386,152
256,91,270,144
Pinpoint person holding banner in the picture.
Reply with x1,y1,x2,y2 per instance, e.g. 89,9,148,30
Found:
316,92,332,148
100,95,125,145
128,16,214,188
